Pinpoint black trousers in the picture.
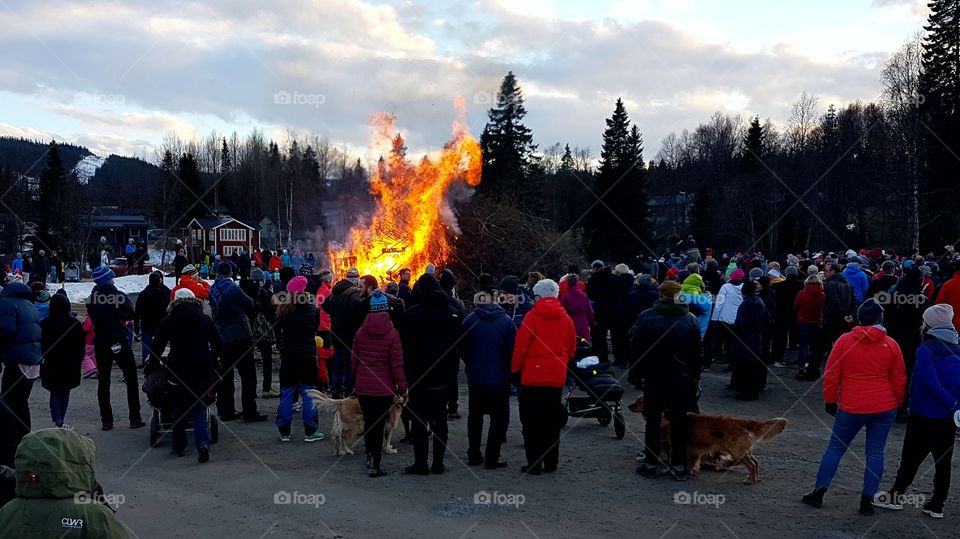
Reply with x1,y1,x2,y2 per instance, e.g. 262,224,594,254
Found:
0,364,35,467
447,373,460,414
590,324,610,362
710,322,735,363
217,338,259,418
95,343,141,423
257,341,273,392
467,384,510,465
642,389,692,468
808,322,849,375
409,387,448,469
358,395,394,470
771,320,790,363
890,414,955,505
518,385,563,471
610,325,631,365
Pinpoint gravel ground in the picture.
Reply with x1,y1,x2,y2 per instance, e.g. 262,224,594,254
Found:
19,345,959,539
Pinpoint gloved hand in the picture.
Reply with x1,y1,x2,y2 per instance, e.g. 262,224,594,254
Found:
825,402,838,417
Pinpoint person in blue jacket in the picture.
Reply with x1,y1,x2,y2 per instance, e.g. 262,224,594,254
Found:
0,282,43,467
843,261,870,304
876,304,960,518
460,273,516,469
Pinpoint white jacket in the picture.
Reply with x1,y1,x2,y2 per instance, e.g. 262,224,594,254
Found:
711,282,743,324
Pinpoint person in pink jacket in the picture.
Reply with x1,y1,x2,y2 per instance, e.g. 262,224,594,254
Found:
81,316,97,379
803,298,907,516
351,290,407,477
560,275,595,339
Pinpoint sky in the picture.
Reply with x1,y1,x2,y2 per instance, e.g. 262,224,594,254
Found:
0,0,931,162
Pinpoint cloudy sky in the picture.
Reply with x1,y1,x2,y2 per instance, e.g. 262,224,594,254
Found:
0,0,930,161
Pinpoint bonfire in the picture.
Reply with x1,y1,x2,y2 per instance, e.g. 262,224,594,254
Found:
328,98,482,281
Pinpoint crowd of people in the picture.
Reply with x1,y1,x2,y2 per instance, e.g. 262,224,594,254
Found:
1,236,959,534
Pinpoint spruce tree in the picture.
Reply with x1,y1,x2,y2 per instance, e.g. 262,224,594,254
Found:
584,99,649,262
477,71,539,205
176,153,204,227
35,140,70,249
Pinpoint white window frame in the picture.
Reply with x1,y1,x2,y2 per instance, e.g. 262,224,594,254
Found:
128,228,140,237
219,228,247,242
222,245,238,256
208,230,215,241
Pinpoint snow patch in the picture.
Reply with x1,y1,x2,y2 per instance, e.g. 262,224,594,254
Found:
47,273,212,304
74,155,107,184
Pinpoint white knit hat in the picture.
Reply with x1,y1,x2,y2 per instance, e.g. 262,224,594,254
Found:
923,304,955,329
174,288,196,300
532,278,559,299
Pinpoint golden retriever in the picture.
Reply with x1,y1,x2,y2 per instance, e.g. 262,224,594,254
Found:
628,395,787,484
306,390,405,457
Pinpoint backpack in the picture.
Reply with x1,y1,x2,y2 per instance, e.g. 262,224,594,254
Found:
254,313,275,345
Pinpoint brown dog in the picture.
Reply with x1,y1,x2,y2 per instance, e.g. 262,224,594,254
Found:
307,390,405,457
628,395,787,484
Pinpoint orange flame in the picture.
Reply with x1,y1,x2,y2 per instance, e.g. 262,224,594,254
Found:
328,99,482,281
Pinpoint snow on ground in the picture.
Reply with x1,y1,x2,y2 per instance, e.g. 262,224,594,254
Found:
47,273,201,303
73,154,107,184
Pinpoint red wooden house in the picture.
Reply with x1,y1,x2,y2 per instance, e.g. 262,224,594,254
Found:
187,216,261,259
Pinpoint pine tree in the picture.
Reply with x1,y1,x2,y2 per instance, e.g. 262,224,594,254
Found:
584,99,649,261
560,143,575,172
918,0,960,244
477,71,539,205
35,140,70,249
741,116,767,174
176,153,204,228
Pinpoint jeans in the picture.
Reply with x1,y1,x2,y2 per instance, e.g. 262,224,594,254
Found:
796,323,821,371
172,390,210,453
889,414,955,506
217,338,259,418
518,385,563,472
1,364,35,467
140,331,154,366
358,395,394,469
49,391,70,425
95,343,142,423
276,385,318,436
467,384,510,466
330,348,352,396
814,408,897,496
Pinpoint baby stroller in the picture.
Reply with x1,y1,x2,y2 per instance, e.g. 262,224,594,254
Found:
142,362,219,448
565,338,626,439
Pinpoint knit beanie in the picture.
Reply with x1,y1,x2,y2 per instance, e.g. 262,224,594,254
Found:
477,273,496,294
532,279,559,299
181,264,198,276
807,264,819,276
748,267,764,282
729,269,745,282
614,263,631,275
857,299,884,326
345,267,360,279
666,267,679,281
659,280,682,299
785,265,798,277
369,290,389,313
499,275,521,295
923,304,954,329
637,274,654,286
286,276,308,293
250,267,265,281
92,265,115,285
318,269,333,282
174,288,196,300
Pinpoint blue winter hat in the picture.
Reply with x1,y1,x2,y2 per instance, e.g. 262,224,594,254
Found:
92,265,115,285
369,290,389,313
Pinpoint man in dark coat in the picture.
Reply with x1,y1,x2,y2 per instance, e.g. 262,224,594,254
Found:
30,250,49,286
40,293,85,428
151,288,221,462
730,281,771,401
625,274,659,324
460,273,516,469
629,280,702,480
399,274,464,475
866,260,899,300
173,249,188,284
237,249,252,280
771,265,804,366
135,271,171,368
586,263,615,361
85,265,144,431
397,268,413,303
807,262,857,380
322,276,366,398
0,282,43,467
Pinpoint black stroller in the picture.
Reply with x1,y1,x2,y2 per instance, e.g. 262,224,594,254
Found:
143,362,219,448
565,338,626,439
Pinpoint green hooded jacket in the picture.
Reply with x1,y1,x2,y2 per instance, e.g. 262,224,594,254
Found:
0,429,129,538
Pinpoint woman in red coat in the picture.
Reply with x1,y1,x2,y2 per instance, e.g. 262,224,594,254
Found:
794,274,825,380
351,290,407,477
511,279,576,475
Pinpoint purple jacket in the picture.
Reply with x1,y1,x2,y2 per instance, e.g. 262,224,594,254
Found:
561,286,595,339
351,312,407,396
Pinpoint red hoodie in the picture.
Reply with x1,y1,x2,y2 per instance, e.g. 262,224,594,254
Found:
823,325,907,414
351,312,406,397
316,282,332,332
793,283,824,325
511,297,577,387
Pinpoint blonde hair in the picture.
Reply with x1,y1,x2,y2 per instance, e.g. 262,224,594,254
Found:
805,274,822,286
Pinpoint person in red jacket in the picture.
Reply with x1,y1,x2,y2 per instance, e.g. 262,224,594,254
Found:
351,290,406,477
935,262,960,331
170,265,210,301
511,278,576,475
803,298,907,516
794,274,825,380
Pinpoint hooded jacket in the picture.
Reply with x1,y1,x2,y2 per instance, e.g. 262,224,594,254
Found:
351,312,406,396
209,277,255,343
824,273,856,326
0,429,129,538
629,299,702,391
170,273,210,301
40,294,85,393
560,285,595,338
843,264,869,303
678,274,712,338
511,297,576,388
823,325,907,414
772,274,804,325
625,282,660,324
460,303,516,389
400,275,463,390
0,283,42,366
134,274,170,334
322,279,365,352
794,283,825,325
315,281,332,332
710,282,743,324
85,283,135,348
908,330,960,419
934,272,960,331
151,297,221,398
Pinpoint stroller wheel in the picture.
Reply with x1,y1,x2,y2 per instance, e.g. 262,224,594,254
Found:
614,411,626,440
597,410,612,426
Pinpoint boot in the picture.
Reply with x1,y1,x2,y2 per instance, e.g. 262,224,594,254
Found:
431,438,446,474
859,495,875,516
802,488,826,509
405,438,429,475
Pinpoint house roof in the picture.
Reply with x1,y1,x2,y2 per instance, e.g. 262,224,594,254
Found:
88,214,150,228
189,217,260,230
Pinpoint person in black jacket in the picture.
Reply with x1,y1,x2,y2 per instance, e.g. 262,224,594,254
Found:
31,250,49,286
134,271,170,368
274,276,322,442
173,249,188,285
625,274,659,324
610,266,637,366
40,293,85,428
771,265,804,366
730,281,772,401
86,265,144,431
237,248,252,280
397,268,413,303
399,274,464,475
586,263,615,362
630,280,703,480
0,282,43,467
322,276,365,398
151,288,221,462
